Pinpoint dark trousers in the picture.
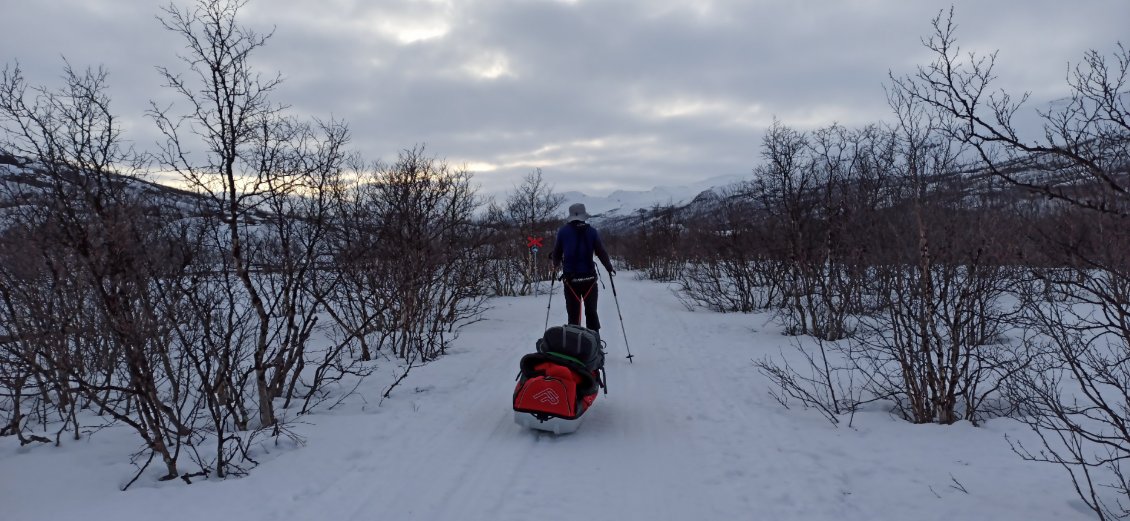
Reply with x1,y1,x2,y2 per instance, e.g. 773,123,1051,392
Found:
563,274,600,331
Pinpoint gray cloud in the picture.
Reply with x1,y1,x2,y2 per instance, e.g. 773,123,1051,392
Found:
3,0,1127,197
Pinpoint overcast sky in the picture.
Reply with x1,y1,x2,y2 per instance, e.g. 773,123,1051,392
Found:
3,0,1127,197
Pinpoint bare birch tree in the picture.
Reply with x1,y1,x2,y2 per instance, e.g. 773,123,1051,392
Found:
897,8,1130,518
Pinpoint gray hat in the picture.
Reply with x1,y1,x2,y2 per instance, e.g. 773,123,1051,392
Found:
567,203,590,222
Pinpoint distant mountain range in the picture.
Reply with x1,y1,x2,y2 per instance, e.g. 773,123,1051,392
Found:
558,173,750,220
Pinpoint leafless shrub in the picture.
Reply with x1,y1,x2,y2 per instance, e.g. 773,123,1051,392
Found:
0,0,497,489
732,122,896,340
0,61,194,481
756,73,1029,427
485,169,563,296
895,8,1129,518
330,147,489,363
620,203,686,282
755,336,867,426
675,183,782,312
842,77,1028,425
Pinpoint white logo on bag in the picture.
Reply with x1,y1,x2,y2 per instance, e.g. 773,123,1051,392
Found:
533,388,560,405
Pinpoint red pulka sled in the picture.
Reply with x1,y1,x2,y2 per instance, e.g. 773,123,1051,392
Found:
513,324,606,434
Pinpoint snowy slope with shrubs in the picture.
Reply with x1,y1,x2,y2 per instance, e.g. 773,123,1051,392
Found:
0,273,1091,521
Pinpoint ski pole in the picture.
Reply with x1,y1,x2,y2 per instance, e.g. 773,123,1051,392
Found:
544,271,557,330
608,269,634,363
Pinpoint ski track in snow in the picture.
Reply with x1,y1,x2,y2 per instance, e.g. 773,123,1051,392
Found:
282,276,727,521
276,275,1085,520
1,273,1095,520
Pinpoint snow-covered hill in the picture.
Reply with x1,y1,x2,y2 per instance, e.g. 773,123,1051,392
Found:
0,155,205,214
3,151,748,223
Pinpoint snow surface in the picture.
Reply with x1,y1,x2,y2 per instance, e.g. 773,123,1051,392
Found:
0,273,1094,520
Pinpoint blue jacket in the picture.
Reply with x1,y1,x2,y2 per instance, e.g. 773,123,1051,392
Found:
551,221,614,276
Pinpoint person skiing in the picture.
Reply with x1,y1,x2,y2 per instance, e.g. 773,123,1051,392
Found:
550,203,615,341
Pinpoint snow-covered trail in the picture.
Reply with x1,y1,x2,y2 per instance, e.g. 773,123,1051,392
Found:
250,273,1086,520
282,274,765,520
2,273,1093,520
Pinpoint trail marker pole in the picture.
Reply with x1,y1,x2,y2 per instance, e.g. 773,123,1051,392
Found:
527,235,544,298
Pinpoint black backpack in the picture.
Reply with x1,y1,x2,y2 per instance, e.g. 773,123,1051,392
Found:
536,324,604,372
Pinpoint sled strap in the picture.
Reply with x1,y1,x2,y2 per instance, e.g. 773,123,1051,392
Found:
546,351,585,367
563,275,597,327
